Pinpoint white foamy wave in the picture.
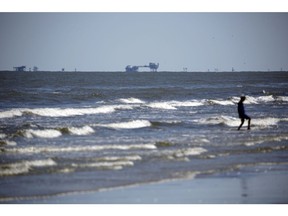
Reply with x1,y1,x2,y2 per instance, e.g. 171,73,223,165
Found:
244,135,288,146
67,126,95,135
257,95,275,103
0,133,7,139
147,102,177,110
72,161,134,170
30,106,116,117
97,155,142,161
98,120,152,129
160,147,207,161
170,100,205,107
195,116,239,127
252,117,280,126
72,155,141,170
231,95,282,104
25,159,57,167
4,144,157,154
0,109,23,118
208,99,235,106
195,116,285,127
24,129,62,138
0,159,56,176
276,96,288,102
118,97,145,104
0,140,17,146
0,106,116,119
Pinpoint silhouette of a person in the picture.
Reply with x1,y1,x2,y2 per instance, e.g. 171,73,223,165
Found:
237,96,251,130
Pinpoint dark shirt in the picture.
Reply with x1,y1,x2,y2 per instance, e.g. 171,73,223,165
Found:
238,101,245,118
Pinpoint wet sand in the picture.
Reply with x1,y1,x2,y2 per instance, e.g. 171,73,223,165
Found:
11,170,288,204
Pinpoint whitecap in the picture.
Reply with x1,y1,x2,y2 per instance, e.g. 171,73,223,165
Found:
96,155,142,162
72,155,142,170
5,144,157,154
0,109,24,118
24,129,62,138
0,159,56,176
160,147,207,161
244,135,288,146
72,161,134,170
195,115,239,127
257,95,275,103
67,126,95,135
170,100,205,107
147,102,177,110
0,106,116,119
0,140,17,146
30,106,116,117
276,96,288,102
195,116,284,128
208,99,235,106
118,97,145,104
0,133,7,139
252,117,280,126
99,120,152,129
25,158,57,167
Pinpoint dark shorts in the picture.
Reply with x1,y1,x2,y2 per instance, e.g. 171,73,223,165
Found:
239,114,250,120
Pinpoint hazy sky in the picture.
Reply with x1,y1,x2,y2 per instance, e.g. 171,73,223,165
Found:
0,13,288,72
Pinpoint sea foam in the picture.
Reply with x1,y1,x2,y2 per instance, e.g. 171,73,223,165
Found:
24,129,62,138
118,97,145,104
159,147,207,161
195,116,286,128
0,106,116,119
67,126,95,135
4,144,157,154
0,158,57,176
147,102,177,110
98,120,152,129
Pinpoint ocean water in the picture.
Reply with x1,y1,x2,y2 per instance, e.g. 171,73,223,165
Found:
0,71,288,202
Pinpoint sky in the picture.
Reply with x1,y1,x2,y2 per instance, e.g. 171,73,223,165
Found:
0,12,288,72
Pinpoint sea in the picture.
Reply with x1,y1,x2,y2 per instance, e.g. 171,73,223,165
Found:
0,71,288,203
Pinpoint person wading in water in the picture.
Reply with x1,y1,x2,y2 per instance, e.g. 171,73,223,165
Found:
237,96,251,130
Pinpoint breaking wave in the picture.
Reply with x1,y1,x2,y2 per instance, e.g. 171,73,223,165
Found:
195,116,288,127
0,158,57,176
0,105,128,119
61,126,95,136
71,155,142,170
156,147,207,161
0,133,7,139
8,120,152,140
1,95,287,119
24,129,62,139
118,97,145,104
3,144,157,154
231,95,288,104
97,120,152,129
147,102,177,110
244,135,288,146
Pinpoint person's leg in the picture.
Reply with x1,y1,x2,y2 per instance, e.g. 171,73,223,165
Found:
247,117,251,130
244,114,251,130
238,118,244,130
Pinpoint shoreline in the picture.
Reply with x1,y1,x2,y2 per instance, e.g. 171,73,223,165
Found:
5,170,288,204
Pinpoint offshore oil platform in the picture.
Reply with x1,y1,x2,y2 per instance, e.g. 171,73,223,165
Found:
13,66,26,72
125,62,159,72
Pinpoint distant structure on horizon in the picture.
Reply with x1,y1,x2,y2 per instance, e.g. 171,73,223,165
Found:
33,66,38,72
13,66,26,72
125,62,159,72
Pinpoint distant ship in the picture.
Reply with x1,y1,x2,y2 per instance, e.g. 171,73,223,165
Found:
125,62,159,72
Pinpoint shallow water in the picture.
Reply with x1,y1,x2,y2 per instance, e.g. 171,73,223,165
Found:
0,71,288,202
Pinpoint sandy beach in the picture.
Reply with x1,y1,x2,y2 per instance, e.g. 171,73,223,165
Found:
6,170,286,204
